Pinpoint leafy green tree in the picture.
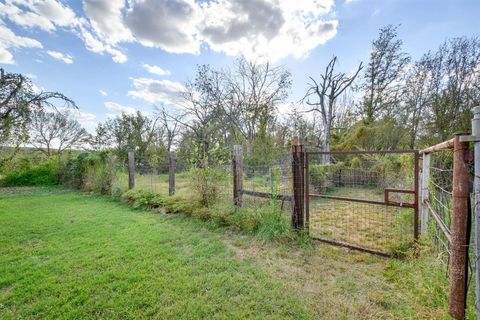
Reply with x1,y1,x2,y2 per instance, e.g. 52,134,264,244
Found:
362,25,410,122
96,111,160,165
0,69,76,168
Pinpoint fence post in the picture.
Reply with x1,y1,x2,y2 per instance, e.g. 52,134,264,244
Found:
269,168,274,194
448,133,470,320
169,151,175,196
233,145,243,207
472,106,480,320
291,137,305,230
128,151,135,190
421,153,431,235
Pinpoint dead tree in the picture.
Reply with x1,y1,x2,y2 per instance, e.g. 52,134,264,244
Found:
29,109,90,156
303,56,363,163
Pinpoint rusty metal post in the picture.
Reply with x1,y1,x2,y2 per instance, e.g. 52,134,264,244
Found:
472,106,480,320
233,145,243,207
448,134,470,320
168,151,175,196
291,138,305,230
128,151,135,189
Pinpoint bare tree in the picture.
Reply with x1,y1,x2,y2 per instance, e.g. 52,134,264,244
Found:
29,109,90,156
222,57,291,157
362,25,410,122
303,56,363,162
174,65,226,167
154,104,183,153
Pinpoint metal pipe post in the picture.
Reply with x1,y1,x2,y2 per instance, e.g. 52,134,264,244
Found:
472,106,480,320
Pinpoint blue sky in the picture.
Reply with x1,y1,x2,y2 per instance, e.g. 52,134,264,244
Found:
0,0,478,133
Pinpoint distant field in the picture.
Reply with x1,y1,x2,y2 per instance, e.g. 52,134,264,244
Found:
0,188,474,319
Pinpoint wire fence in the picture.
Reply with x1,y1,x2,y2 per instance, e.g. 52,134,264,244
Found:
112,153,293,215
242,157,293,213
306,152,416,255
428,149,454,267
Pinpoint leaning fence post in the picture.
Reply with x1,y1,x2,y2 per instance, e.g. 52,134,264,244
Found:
291,137,305,230
448,133,470,320
421,153,431,235
472,106,480,320
233,145,243,207
128,151,135,189
169,151,175,196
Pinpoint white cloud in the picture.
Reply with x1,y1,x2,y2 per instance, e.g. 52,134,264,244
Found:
83,0,133,44
47,50,73,64
104,101,137,117
200,0,337,62
143,63,171,76
0,1,55,32
24,0,78,27
1,0,127,63
2,0,338,64
77,20,127,63
127,78,186,104
1,0,77,30
125,0,202,54
0,47,15,64
0,22,42,64
99,89,108,96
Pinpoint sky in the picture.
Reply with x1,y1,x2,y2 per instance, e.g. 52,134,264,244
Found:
0,0,479,133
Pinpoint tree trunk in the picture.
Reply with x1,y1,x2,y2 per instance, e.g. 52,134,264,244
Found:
323,129,331,164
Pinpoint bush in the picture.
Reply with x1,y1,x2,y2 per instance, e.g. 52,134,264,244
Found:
58,151,117,194
0,159,58,186
120,188,293,242
188,167,227,207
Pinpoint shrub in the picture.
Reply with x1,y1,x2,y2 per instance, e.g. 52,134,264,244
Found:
0,159,58,186
309,163,342,193
188,167,227,207
58,151,117,194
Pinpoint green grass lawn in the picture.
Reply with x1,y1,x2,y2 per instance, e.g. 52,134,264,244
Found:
0,189,307,319
0,188,475,319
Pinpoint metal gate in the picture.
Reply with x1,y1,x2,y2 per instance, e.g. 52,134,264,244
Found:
304,150,419,256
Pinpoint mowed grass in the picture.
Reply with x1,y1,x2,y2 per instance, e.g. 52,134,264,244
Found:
0,189,306,319
0,188,475,319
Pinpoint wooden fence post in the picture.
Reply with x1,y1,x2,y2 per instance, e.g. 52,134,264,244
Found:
421,153,431,235
233,145,243,207
448,134,470,320
128,151,135,190
291,138,305,230
169,151,175,196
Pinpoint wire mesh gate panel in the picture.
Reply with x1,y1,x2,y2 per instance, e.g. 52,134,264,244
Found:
305,150,419,256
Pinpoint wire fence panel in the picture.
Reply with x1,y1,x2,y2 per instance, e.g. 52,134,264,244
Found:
242,157,293,214
428,149,454,266
306,151,418,255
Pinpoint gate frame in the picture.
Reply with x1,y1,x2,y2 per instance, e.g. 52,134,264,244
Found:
300,149,420,257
